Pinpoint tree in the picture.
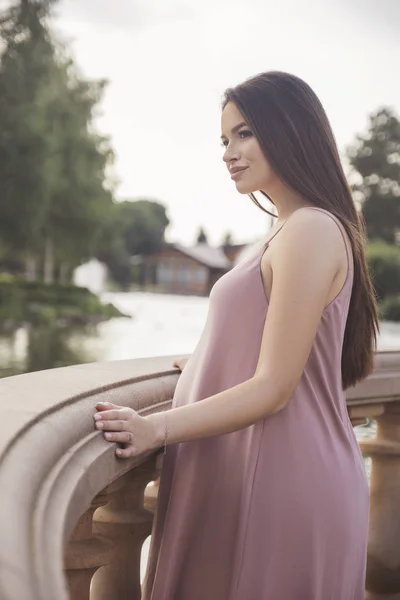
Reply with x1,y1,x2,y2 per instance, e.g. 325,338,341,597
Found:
43,58,114,283
366,240,400,300
196,226,208,244
95,198,170,288
0,0,61,278
119,199,170,256
0,0,115,283
347,107,400,244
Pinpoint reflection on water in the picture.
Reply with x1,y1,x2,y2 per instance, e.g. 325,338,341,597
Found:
0,292,211,378
0,325,98,378
0,291,396,454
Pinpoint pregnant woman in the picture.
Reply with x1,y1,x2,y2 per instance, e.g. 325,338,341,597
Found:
94,71,378,599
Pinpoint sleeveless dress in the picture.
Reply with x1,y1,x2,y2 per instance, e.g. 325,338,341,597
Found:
142,207,369,600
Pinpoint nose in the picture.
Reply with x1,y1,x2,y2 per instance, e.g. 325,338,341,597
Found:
222,142,239,166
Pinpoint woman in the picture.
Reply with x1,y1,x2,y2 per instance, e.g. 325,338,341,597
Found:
94,71,379,599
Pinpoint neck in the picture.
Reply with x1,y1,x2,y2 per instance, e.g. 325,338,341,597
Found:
264,182,314,223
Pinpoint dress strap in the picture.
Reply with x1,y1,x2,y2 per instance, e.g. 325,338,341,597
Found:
263,206,353,285
264,220,287,248
301,207,352,281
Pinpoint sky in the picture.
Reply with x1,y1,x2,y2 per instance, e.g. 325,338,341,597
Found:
47,0,400,246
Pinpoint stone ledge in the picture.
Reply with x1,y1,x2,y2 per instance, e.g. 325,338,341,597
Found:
0,357,180,600
0,350,399,600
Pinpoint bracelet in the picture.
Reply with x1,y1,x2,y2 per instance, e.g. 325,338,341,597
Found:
163,412,169,455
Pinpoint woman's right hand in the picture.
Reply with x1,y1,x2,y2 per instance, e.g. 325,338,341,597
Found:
173,357,189,372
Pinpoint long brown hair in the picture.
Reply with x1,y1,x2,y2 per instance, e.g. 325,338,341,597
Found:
222,71,379,389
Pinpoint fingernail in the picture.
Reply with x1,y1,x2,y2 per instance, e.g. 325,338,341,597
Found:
94,414,102,420
116,449,122,456
96,422,104,429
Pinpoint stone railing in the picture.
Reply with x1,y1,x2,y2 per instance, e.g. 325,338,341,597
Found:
0,351,399,600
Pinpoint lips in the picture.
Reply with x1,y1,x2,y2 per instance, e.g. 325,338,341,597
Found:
229,167,247,175
230,167,248,180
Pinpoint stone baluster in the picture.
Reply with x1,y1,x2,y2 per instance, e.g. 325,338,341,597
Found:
144,454,163,514
90,453,161,600
65,491,113,600
144,476,160,514
359,405,400,600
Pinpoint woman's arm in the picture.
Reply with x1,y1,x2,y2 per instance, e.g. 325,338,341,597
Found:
94,210,344,456
146,209,344,447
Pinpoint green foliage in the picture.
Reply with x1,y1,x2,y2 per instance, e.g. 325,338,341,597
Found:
0,280,124,327
0,280,24,320
96,199,170,288
119,199,170,256
379,296,400,322
0,0,58,253
348,108,400,244
0,0,115,279
0,1,172,291
366,240,400,300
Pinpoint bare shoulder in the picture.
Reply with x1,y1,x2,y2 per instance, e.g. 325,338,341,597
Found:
271,207,345,269
284,207,344,244
260,207,347,301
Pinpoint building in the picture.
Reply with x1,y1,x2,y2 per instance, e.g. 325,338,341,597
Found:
144,243,233,296
222,243,248,264
73,259,109,294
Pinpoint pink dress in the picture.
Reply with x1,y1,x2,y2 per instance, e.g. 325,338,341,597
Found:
142,207,369,600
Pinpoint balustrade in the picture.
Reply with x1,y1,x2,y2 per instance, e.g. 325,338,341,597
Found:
0,352,399,599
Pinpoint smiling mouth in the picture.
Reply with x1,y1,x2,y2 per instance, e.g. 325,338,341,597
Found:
231,168,248,180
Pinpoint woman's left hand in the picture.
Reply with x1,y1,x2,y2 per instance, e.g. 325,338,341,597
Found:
93,401,162,458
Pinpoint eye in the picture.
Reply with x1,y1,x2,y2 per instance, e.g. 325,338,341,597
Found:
220,129,252,148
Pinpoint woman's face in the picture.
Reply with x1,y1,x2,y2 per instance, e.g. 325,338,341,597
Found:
220,101,277,194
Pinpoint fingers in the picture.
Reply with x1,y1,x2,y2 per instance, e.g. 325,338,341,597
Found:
115,446,133,458
103,431,133,444
95,419,127,431
94,408,129,421
96,401,118,409
102,431,135,459
93,403,137,460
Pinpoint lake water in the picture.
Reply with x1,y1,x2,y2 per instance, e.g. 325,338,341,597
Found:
2,291,399,376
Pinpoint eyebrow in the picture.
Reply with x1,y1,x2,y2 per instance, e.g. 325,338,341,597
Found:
220,121,248,140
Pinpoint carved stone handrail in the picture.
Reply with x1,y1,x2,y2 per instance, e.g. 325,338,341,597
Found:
0,356,178,600
0,350,399,600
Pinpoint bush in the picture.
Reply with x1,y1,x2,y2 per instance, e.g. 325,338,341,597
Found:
0,273,16,283
379,296,400,322
0,282,24,320
0,280,125,325
366,240,400,300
